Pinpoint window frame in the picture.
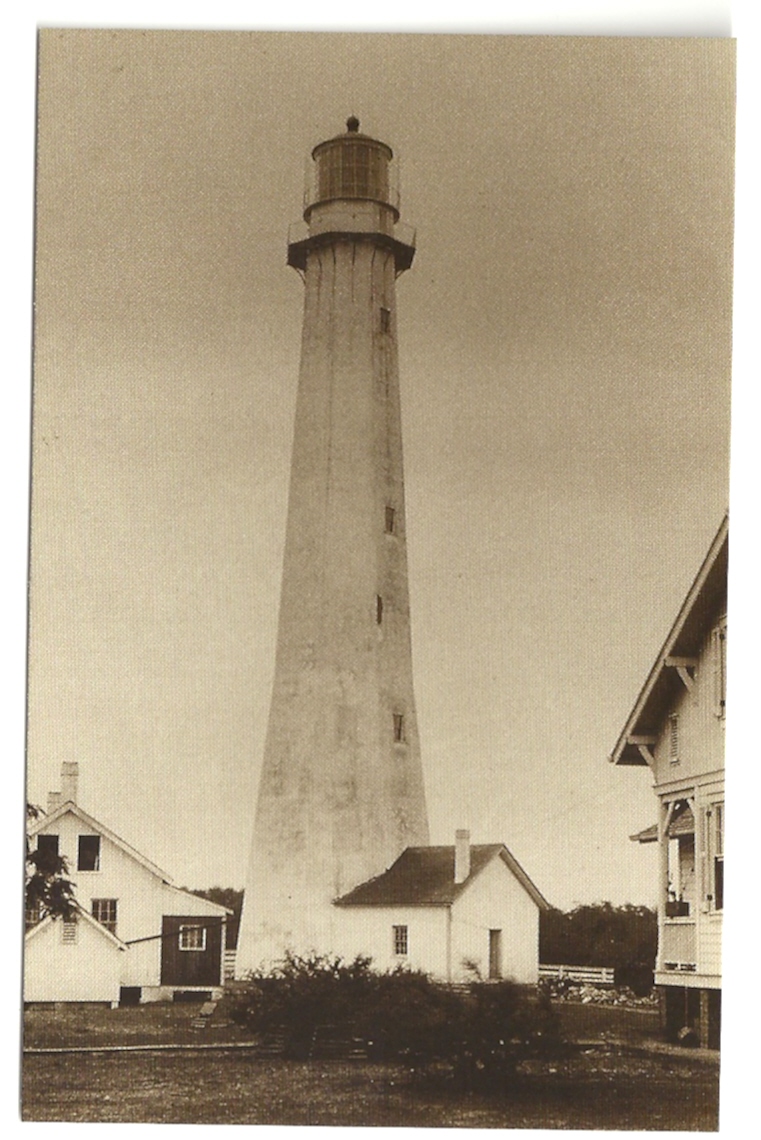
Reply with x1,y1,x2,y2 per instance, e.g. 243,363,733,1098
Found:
178,923,207,952
91,898,118,935
77,834,101,872
392,924,408,956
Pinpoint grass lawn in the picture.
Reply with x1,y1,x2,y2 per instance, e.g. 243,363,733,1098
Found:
22,998,719,1128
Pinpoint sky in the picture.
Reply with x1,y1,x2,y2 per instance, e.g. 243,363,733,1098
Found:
22,28,739,912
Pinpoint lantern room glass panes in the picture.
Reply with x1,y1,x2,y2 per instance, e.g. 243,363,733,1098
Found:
317,142,389,204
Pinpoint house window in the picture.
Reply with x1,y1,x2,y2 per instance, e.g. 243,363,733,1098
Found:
62,920,77,944
668,715,679,764
665,801,695,917
380,306,391,332
376,595,383,625
37,834,60,859
393,713,405,743
384,506,395,534
92,898,118,935
34,835,61,877
179,924,207,951
25,902,42,931
78,835,101,871
713,621,727,718
706,803,724,912
393,924,408,956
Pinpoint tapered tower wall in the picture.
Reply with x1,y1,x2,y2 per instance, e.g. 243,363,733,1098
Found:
237,124,428,973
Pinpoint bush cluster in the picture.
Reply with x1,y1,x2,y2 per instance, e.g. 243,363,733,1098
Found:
230,952,561,1089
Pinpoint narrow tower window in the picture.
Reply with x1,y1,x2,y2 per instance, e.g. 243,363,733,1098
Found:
393,713,405,743
380,306,391,332
384,506,395,534
376,595,383,625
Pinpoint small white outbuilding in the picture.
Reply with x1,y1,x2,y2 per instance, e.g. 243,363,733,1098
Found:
333,830,549,984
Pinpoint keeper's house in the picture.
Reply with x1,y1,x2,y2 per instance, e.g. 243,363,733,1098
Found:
610,515,727,1048
25,762,229,1007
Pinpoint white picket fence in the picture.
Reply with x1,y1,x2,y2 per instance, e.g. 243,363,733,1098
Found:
538,964,615,986
224,949,237,982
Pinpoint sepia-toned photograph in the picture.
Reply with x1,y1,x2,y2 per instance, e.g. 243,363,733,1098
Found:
22,25,734,1128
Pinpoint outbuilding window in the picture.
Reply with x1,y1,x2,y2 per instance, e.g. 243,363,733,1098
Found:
393,924,408,956
179,924,207,951
384,506,395,534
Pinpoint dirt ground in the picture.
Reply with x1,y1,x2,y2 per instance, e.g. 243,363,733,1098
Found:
21,1000,719,1128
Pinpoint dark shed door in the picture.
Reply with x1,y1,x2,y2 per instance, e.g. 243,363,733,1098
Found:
160,915,223,986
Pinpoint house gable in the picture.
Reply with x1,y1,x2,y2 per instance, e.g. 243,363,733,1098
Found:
609,514,727,769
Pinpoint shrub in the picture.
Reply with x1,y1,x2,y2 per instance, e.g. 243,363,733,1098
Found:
230,952,562,1087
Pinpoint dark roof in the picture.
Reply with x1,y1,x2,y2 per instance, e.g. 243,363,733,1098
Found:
610,513,728,767
334,844,549,910
630,803,695,844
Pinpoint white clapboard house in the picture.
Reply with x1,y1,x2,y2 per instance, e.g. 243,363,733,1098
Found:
25,763,229,1006
610,514,727,1048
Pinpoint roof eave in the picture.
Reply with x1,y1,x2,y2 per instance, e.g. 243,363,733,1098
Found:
609,513,728,767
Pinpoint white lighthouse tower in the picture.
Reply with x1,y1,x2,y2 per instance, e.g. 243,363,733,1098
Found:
237,119,429,973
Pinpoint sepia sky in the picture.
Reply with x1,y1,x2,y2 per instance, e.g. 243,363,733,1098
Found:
26,28,735,908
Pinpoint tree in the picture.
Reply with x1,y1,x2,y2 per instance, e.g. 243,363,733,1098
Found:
25,804,77,926
540,902,657,972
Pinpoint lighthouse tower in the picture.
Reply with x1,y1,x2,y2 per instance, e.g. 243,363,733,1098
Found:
236,119,429,973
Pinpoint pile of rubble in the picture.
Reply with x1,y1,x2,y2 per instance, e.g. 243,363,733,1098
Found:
539,977,658,1008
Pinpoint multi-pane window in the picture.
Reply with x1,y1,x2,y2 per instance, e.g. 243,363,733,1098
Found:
179,923,207,951
393,924,408,956
393,713,405,743
318,142,388,203
78,835,101,871
92,898,118,935
25,901,42,931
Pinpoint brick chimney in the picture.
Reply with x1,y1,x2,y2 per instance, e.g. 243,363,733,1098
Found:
454,829,471,884
60,761,79,805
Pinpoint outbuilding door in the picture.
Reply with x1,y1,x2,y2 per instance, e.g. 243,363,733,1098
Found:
488,929,502,980
160,915,223,986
